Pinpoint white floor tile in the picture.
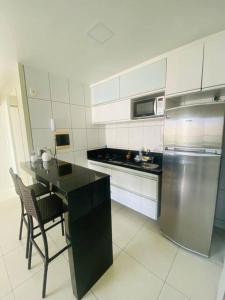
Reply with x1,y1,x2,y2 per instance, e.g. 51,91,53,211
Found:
1,292,15,300
125,222,178,280
0,256,12,298
113,243,122,259
111,200,124,214
158,283,189,300
4,235,58,289
167,249,222,300
92,251,163,300
112,206,147,248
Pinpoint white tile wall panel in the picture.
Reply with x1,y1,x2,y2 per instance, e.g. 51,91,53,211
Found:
52,102,71,129
72,129,87,150
115,127,129,149
69,81,85,106
32,129,54,152
128,127,143,150
57,151,74,163
49,74,69,103
74,150,87,167
28,99,52,129
71,105,86,128
98,128,106,147
87,129,99,149
24,66,50,100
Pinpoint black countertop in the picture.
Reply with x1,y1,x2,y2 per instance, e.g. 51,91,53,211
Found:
22,159,109,195
87,148,162,175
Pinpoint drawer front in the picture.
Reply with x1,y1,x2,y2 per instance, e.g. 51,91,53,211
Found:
88,162,111,175
141,177,157,200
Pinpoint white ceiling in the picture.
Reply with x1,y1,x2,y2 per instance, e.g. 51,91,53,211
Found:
1,0,225,90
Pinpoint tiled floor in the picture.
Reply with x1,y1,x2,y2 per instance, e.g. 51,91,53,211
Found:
0,196,224,300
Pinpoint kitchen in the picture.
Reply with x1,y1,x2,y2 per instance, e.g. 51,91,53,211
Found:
1,2,225,300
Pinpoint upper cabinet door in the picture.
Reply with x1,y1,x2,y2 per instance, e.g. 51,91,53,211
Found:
120,59,166,98
166,43,203,96
91,77,119,105
202,31,225,89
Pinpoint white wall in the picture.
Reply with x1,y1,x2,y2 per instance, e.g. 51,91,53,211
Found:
0,101,16,199
105,118,164,152
24,65,106,166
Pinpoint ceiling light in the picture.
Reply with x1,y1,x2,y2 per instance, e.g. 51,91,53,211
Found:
87,22,114,44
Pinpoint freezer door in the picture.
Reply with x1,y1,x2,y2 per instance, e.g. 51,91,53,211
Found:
160,150,221,256
164,103,225,150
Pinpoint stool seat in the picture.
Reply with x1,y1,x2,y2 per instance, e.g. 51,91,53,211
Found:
28,183,50,197
37,194,67,224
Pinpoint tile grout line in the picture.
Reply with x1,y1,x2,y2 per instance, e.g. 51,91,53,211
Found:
155,246,179,300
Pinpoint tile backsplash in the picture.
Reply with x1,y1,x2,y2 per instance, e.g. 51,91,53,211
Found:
105,118,164,152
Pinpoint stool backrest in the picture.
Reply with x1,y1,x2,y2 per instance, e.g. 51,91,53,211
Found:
9,168,22,198
16,176,40,222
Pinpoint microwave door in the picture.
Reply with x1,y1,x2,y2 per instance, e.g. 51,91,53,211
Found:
133,99,155,118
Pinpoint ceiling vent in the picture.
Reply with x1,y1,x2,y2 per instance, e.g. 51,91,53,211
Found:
87,22,114,44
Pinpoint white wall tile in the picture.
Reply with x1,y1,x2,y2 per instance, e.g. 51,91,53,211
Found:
85,107,93,128
115,127,129,149
128,127,143,150
57,151,74,163
49,74,69,103
69,81,85,106
105,119,164,151
32,129,54,152
24,66,50,100
72,129,87,150
28,99,52,129
106,128,116,148
99,128,106,147
87,129,99,149
143,126,163,151
74,150,87,167
71,105,86,128
52,102,71,129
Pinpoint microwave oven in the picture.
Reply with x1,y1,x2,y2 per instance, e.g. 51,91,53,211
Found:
131,95,165,119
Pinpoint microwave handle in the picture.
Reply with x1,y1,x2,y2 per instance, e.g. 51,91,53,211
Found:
154,99,157,115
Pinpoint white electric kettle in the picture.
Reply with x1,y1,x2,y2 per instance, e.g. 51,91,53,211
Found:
41,149,52,162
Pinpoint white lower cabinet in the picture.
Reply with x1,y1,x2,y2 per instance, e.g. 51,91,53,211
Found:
88,160,159,220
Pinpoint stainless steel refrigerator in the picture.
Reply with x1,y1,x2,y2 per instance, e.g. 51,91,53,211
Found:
160,102,225,256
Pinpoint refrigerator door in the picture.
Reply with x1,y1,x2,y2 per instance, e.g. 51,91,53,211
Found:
164,103,225,150
160,150,221,256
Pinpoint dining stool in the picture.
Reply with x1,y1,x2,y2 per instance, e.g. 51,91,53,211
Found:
9,168,51,258
17,175,69,298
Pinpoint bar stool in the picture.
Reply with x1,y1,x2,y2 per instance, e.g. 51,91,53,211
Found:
9,168,51,258
17,175,69,298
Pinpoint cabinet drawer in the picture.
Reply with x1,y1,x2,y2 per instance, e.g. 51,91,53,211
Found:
88,162,111,175
141,177,157,199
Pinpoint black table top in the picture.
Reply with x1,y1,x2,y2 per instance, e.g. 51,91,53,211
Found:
22,159,109,195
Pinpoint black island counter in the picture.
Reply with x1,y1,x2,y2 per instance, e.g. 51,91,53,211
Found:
21,159,113,300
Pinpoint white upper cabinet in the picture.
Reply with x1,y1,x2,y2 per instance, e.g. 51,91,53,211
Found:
24,66,50,100
202,31,225,89
91,77,119,105
120,59,166,99
92,99,130,123
166,43,203,96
